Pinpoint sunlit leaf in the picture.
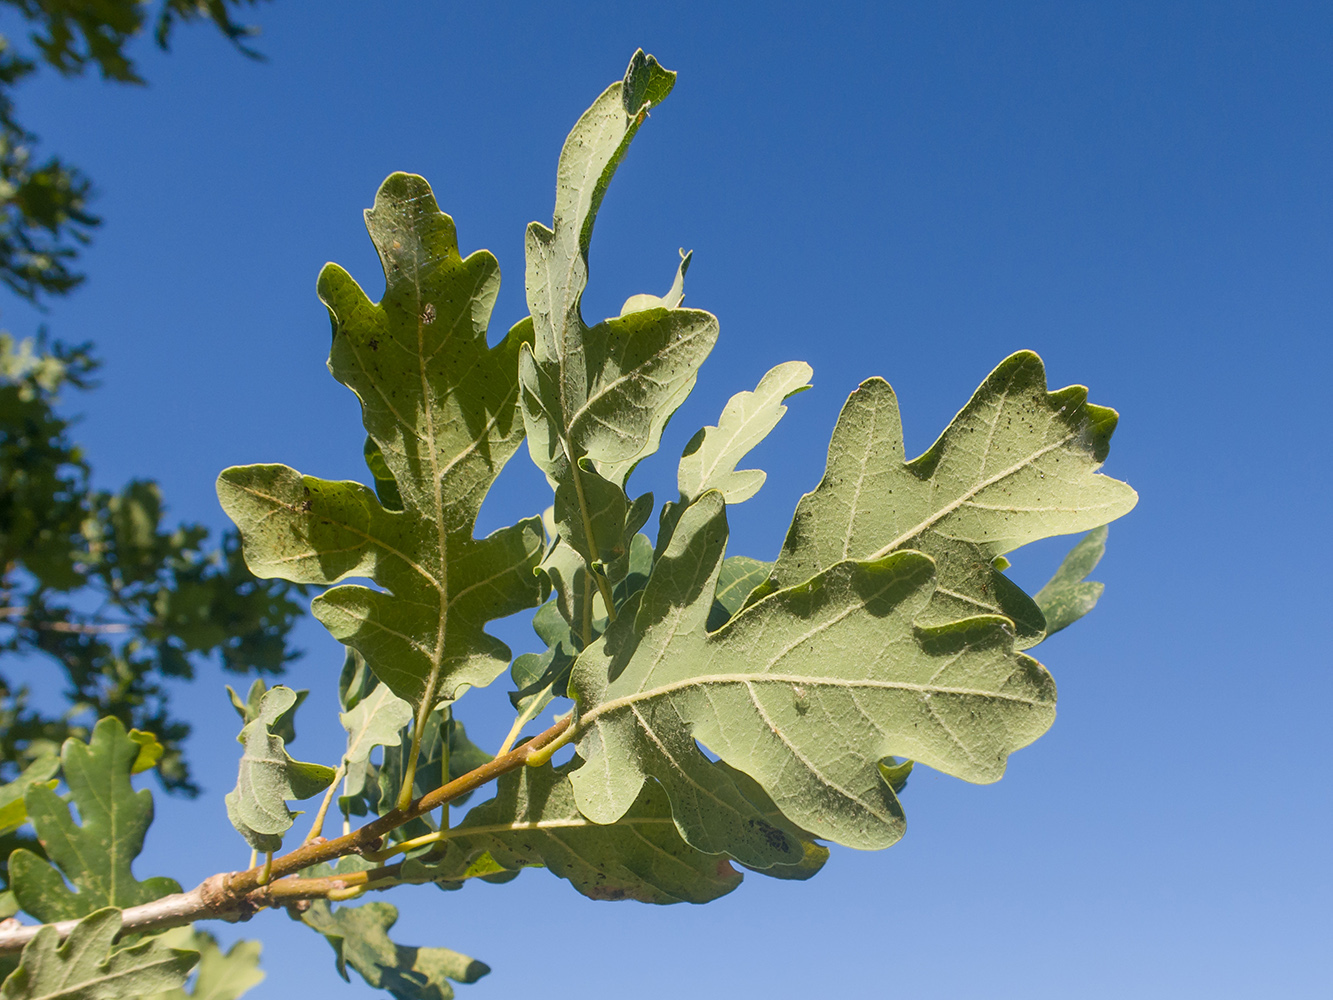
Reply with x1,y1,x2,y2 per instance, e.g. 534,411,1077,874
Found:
750,352,1137,647
9,719,180,922
569,493,1057,854
0,908,196,1000
218,172,545,715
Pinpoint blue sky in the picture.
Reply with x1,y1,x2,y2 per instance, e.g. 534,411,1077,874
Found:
3,1,1330,997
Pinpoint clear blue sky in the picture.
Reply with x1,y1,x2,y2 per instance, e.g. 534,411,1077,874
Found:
3,2,1330,997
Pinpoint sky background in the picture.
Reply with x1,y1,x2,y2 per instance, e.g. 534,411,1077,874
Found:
2,1,1330,997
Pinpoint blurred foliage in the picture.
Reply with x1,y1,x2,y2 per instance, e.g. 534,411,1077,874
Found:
0,0,271,302
0,332,306,810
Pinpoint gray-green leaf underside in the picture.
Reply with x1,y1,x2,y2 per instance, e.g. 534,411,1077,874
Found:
401,761,764,904
678,360,813,504
218,172,544,713
1035,525,1109,635
519,50,719,606
0,908,196,1000
751,351,1137,647
301,899,488,1000
10,719,181,923
569,492,1057,853
225,686,335,853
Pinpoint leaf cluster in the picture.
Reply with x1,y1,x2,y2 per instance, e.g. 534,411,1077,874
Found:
0,719,265,999
0,48,1136,1000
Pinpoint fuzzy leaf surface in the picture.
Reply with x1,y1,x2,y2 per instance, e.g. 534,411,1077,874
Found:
340,685,413,766
1034,526,1109,636
0,908,196,1000
403,762,745,904
218,172,544,713
753,351,1137,647
519,49,718,610
224,687,335,853
9,719,180,922
300,900,488,1000
677,360,812,504
569,493,1057,852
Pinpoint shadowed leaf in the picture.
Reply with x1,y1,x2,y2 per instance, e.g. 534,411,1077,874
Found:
224,687,335,853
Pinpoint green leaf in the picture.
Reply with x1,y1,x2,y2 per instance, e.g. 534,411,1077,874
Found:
126,731,164,775
402,762,744,904
0,908,196,1000
569,492,1057,853
751,352,1137,647
340,685,413,767
620,249,691,315
218,171,545,715
677,360,813,504
224,687,336,853
706,555,773,632
1034,525,1109,636
225,681,308,746
0,755,59,836
142,928,263,1000
300,900,488,1000
518,50,718,594
10,719,181,923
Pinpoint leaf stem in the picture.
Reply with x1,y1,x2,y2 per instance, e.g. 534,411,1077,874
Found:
304,762,346,843
497,686,553,756
397,695,433,812
0,715,573,953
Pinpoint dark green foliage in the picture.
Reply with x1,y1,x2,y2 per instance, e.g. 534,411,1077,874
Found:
0,335,307,800
0,0,270,301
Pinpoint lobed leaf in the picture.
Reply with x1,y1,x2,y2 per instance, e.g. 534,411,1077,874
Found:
301,900,488,1000
224,687,335,853
0,908,196,1000
218,172,544,714
1034,525,1109,636
569,493,1057,853
0,755,59,837
226,681,308,746
340,685,413,767
751,352,1137,647
9,719,180,923
518,50,718,625
677,360,813,504
142,927,263,1000
402,762,747,904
